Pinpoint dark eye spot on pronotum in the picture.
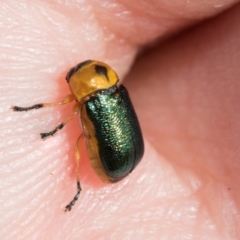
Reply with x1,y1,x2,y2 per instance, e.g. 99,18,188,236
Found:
95,65,109,81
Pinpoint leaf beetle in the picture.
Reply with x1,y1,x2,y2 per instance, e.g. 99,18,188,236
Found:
12,60,144,211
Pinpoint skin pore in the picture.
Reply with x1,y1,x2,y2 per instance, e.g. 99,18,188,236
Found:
1,0,240,239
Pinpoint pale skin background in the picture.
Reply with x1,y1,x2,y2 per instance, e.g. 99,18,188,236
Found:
1,0,240,239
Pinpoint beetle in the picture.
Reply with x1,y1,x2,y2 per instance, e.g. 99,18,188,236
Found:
12,60,144,211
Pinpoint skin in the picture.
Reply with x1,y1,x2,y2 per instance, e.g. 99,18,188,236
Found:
1,0,240,239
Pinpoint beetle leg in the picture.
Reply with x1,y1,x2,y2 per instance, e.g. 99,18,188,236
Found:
11,94,75,112
79,110,90,139
40,102,81,140
65,134,84,211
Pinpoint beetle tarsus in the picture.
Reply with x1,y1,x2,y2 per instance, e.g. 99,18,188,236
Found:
40,123,64,140
65,181,81,212
11,104,43,112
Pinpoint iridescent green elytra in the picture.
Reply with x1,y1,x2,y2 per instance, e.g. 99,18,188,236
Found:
81,85,144,183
